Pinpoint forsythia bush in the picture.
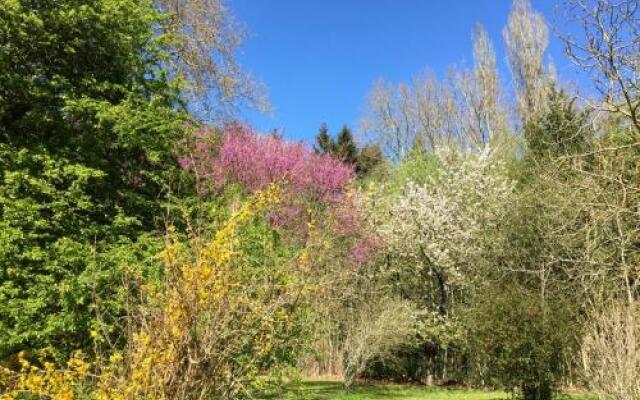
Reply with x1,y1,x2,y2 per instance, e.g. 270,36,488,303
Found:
1,351,91,400
1,186,309,400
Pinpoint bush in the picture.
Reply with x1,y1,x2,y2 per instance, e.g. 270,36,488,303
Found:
581,301,640,400
467,287,580,400
342,296,418,388
1,187,311,400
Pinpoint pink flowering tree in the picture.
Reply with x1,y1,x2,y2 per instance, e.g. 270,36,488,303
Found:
182,124,351,201
181,124,375,264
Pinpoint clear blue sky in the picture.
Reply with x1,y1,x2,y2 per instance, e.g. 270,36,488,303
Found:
231,0,577,143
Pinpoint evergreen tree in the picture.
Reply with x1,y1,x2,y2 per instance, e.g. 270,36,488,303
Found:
335,125,359,164
524,88,592,160
356,143,383,177
314,123,334,154
313,123,382,177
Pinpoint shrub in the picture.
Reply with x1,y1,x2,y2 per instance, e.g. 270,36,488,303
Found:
180,125,373,268
342,297,418,388
182,125,353,203
581,301,640,400
182,124,375,265
1,187,311,400
467,287,580,400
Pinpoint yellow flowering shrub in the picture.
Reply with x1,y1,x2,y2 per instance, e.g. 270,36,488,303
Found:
1,185,309,400
1,351,90,400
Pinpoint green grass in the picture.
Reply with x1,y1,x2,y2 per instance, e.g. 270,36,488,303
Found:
267,380,509,400
264,381,595,400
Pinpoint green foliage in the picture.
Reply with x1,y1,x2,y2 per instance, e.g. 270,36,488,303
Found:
468,287,580,400
0,1,635,397
356,143,384,178
313,124,383,177
374,150,440,195
0,0,188,359
334,126,359,165
524,89,592,161
314,123,334,154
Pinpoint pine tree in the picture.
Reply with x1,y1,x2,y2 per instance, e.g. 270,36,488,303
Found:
356,143,383,176
335,125,358,164
314,123,334,154
313,123,382,177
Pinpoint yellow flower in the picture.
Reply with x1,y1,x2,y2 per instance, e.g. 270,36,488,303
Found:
109,352,123,364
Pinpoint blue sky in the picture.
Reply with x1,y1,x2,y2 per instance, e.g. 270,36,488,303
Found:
231,0,578,143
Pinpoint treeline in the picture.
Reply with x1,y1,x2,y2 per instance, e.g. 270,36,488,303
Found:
0,1,639,400
322,2,639,399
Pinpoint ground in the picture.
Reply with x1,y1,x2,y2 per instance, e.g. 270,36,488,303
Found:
267,381,507,400
265,381,594,400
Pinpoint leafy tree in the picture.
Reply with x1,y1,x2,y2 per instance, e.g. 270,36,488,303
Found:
0,0,188,359
365,149,514,383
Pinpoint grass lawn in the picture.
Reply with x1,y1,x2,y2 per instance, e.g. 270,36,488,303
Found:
266,380,595,400
268,380,509,400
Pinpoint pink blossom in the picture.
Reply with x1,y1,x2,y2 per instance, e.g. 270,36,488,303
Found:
178,157,192,170
184,124,354,204
182,124,376,264
350,237,381,264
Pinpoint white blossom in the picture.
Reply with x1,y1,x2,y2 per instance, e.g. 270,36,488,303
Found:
370,148,514,286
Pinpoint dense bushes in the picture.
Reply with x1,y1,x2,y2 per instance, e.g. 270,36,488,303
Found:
1,187,313,399
467,288,580,400
581,301,640,400
2,0,640,399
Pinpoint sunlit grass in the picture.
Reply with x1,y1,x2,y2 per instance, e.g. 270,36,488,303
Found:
266,380,508,400
264,380,595,400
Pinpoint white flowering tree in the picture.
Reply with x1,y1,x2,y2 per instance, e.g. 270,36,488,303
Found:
363,148,513,382
373,148,512,305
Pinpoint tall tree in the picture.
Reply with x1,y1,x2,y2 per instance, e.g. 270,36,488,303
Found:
356,143,384,177
313,124,382,177
503,0,554,125
0,0,187,359
472,23,508,145
363,74,464,160
561,0,640,134
335,126,359,164
154,0,269,120
314,123,334,154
